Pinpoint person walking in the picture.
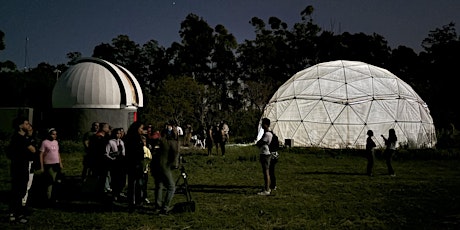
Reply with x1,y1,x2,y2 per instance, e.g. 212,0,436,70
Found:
152,128,176,215
256,118,273,195
39,128,63,205
365,130,376,176
382,128,397,177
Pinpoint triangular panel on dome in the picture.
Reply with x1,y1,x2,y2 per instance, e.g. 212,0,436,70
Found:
297,79,321,97
419,106,434,123
278,99,302,121
318,78,346,100
367,100,398,124
295,66,317,80
369,65,394,79
346,78,374,100
303,122,331,146
397,81,422,100
343,66,371,83
275,120,301,141
294,78,318,97
316,65,344,80
318,67,346,82
396,100,422,122
303,100,331,124
297,99,322,121
322,101,346,124
333,123,364,147
349,101,372,124
262,103,279,121
334,106,365,125
275,81,297,101
288,121,309,145
319,125,344,148
372,77,399,97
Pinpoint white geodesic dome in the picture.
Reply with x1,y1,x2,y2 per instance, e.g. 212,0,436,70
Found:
259,60,436,149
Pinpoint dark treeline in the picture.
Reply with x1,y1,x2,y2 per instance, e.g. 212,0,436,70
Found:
0,6,459,146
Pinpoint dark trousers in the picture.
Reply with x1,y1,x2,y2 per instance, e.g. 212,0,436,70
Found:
366,150,375,175
9,166,28,215
220,141,226,156
384,149,395,175
127,163,144,206
269,158,278,189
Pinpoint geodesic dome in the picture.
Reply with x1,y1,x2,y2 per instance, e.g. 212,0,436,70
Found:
259,60,436,149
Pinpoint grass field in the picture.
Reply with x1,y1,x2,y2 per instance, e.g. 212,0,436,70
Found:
1,144,460,229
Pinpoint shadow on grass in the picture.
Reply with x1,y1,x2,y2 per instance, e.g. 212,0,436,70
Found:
301,171,366,176
190,184,260,194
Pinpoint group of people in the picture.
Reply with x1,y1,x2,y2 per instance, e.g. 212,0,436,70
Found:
255,117,399,197
205,121,229,156
7,117,63,223
81,121,180,215
366,128,398,177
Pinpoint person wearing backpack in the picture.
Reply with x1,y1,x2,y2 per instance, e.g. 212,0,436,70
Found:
256,118,274,195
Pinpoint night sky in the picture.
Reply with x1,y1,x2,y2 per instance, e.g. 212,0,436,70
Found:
1,0,459,68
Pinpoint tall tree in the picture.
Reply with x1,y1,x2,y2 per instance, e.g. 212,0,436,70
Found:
211,24,238,114
419,22,460,128
138,39,168,93
176,13,214,83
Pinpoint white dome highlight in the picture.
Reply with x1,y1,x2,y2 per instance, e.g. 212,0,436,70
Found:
260,60,436,149
52,57,143,109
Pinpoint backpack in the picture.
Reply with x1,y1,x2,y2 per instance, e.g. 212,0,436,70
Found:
269,131,280,152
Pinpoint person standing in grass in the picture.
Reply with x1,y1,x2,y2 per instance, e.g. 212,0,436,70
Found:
206,124,214,156
22,124,40,207
105,128,125,201
256,118,273,195
365,130,376,176
7,117,33,223
39,128,63,204
381,128,397,177
125,121,146,211
81,122,99,182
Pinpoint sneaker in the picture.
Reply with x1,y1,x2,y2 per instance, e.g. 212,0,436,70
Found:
390,174,396,177
144,198,150,204
9,213,16,222
17,215,28,224
271,186,277,191
257,190,271,196
159,206,173,216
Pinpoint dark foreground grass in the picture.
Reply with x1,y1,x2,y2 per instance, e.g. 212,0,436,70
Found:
1,145,460,229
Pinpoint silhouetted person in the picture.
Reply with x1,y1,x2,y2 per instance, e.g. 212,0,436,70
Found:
382,129,397,177
365,130,376,176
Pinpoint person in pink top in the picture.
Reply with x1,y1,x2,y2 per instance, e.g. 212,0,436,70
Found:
39,128,63,204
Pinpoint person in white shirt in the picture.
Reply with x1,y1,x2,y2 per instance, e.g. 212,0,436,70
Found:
256,118,273,195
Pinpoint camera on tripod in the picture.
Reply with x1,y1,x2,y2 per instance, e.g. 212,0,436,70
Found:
174,156,195,212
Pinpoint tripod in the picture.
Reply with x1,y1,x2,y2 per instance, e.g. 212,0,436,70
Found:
175,163,195,212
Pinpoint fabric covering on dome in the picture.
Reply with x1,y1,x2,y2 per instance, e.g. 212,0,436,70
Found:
259,60,436,149
52,57,143,109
